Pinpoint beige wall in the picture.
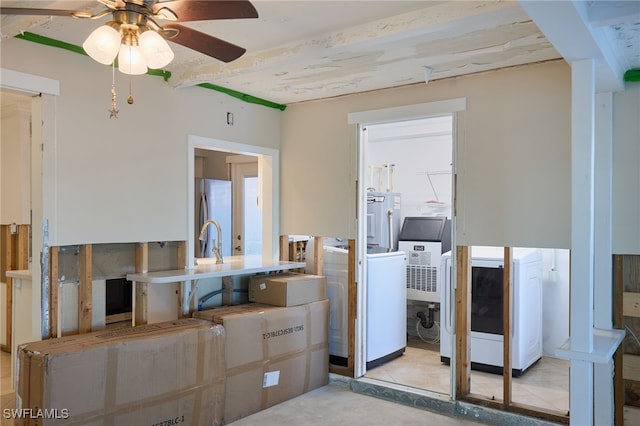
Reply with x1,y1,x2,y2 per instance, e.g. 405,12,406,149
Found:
613,84,640,254
1,38,282,246
281,60,572,248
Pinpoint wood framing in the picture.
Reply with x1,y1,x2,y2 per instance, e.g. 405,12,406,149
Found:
2,226,14,352
282,235,356,377
614,254,640,424
455,245,471,396
346,238,356,375
614,254,624,426
503,247,513,407
134,242,149,326
78,244,93,334
279,236,289,261
460,246,569,424
1,224,30,351
313,237,324,276
463,395,569,424
623,292,640,318
49,246,59,338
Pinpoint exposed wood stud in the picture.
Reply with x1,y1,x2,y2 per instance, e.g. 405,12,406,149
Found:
314,237,324,276
134,242,149,326
613,255,625,425
17,225,29,269
503,247,513,407
279,235,289,261
624,354,640,382
78,244,93,334
623,292,640,318
49,246,59,338
347,239,356,376
2,226,15,352
455,245,471,396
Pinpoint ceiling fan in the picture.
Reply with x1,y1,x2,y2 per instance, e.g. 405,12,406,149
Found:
0,0,259,74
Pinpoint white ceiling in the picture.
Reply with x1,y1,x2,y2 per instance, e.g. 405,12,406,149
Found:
1,0,639,106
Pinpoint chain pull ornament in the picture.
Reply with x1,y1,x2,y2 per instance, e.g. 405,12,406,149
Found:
108,62,119,118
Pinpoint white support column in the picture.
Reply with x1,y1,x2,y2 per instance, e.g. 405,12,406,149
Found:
570,59,596,426
594,92,614,425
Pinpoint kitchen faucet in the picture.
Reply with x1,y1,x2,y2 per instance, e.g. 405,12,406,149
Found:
198,219,224,264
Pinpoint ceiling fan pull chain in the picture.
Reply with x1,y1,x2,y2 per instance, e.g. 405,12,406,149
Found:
127,75,134,105
109,61,119,119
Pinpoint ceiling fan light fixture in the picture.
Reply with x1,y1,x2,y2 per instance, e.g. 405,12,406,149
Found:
139,30,174,69
118,44,148,75
154,7,178,22
83,24,120,65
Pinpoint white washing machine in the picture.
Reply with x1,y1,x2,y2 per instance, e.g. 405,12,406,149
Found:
366,248,407,368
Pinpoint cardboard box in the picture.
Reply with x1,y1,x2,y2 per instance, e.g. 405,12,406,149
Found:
193,299,329,423
248,273,326,307
16,319,225,426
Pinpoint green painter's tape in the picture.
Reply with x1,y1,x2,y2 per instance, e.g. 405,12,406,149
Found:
14,32,285,109
197,83,286,111
624,69,640,82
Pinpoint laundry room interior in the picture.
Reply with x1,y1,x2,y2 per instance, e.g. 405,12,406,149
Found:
303,114,572,414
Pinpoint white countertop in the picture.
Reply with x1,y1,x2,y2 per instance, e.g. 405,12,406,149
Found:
6,269,31,280
126,255,306,284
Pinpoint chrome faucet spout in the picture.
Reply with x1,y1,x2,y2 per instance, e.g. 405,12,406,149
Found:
198,219,224,264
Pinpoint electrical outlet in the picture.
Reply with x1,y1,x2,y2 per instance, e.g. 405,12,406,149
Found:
10,223,18,234
227,112,234,126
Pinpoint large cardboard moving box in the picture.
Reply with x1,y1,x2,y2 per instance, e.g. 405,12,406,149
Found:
16,319,225,426
193,299,329,423
248,273,326,306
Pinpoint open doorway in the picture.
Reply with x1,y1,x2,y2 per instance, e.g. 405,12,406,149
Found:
187,135,279,267
193,149,262,260
361,115,454,397
351,101,570,419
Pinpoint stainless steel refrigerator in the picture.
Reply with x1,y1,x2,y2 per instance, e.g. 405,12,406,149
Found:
195,178,232,258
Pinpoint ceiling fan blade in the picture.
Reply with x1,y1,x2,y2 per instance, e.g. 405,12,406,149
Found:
0,7,93,18
161,23,246,63
153,0,258,22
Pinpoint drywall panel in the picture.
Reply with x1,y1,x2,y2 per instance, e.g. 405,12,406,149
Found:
281,60,572,248
613,84,640,254
0,38,281,246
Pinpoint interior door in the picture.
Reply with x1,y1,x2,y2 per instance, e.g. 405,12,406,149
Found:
231,161,261,255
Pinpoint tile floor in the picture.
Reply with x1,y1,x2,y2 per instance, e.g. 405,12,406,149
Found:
366,337,570,415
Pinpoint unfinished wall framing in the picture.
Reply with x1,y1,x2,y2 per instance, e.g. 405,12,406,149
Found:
614,254,640,425
455,245,569,424
280,235,357,377
47,240,187,337
1,224,29,351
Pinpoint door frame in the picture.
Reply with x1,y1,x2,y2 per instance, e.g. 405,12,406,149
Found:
1,68,59,341
229,158,260,255
348,98,467,381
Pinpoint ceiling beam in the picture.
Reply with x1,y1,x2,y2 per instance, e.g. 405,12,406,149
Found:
518,0,626,92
